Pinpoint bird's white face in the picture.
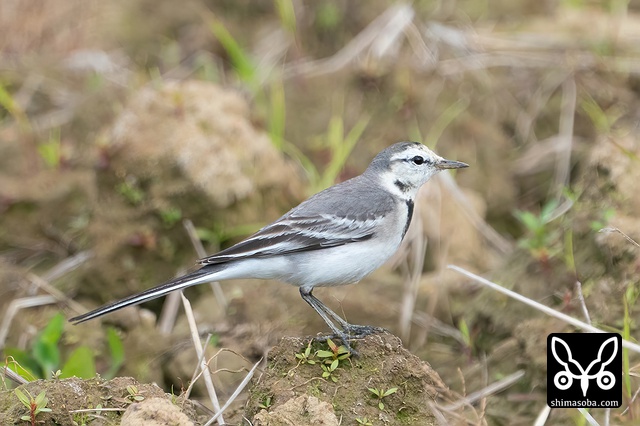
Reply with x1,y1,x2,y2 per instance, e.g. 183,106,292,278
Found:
378,143,468,198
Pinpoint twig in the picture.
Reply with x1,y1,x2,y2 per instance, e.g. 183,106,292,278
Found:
183,219,227,309
180,293,224,425
533,405,551,426
516,72,567,145
426,401,450,426
552,76,576,199
0,295,57,350
577,408,600,426
438,370,525,411
438,173,512,254
27,273,87,315
184,334,213,400
284,4,414,78
599,227,640,249
1,366,29,386
68,407,126,413
448,265,640,353
620,385,640,416
204,359,261,426
157,291,182,335
574,281,591,325
41,250,93,282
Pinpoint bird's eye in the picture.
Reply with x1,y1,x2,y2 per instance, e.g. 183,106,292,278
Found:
411,156,425,165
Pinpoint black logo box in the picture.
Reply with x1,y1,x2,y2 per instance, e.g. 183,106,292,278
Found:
547,333,622,408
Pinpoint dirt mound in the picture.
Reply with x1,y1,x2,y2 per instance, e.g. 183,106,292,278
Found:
246,332,446,425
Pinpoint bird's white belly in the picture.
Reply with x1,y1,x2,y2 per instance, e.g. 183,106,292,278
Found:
213,236,403,288
284,237,402,287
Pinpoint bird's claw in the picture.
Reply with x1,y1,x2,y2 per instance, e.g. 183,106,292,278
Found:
314,324,386,356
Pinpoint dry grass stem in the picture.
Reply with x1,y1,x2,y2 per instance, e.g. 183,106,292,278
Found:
516,72,567,145
27,272,88,315
157,290,182,335
577,408,599,426
180,292,224,425
0,295,57,350
533,405,551,426
184,334,213,400
599,227,640,249
552,76,576,199
438,173,512,254
183,219,227,309
438,370,525,412
40,250,93,282
204,359,261,426
284,4,414,78
448,265,640,353
1,365,29,386
574,281,591,325
69,407,126,413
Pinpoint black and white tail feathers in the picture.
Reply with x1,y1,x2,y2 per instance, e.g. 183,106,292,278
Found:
69,265,222,324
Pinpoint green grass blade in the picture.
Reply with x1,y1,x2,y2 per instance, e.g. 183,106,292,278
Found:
208,19,256,86
60,346,96,379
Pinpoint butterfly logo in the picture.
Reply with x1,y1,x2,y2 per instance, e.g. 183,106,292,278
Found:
551,335,617,397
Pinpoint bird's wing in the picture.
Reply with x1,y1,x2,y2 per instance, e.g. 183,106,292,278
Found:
197,213,382,265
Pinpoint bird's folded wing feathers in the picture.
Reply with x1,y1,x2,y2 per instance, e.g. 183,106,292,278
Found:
197,213,382,265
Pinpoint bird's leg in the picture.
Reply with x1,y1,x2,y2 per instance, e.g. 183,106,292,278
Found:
299,288,385,353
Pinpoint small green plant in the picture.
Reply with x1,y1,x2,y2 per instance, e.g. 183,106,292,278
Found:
368,387,397,410
4,314,124,381
295,341,318,365
126,385,145,403
320,360,339,383
72,404,103,426
316,338,351,364
258,395,273,410
355,417,373,425
72,411,90,426
37,129,62,168
514,199,561,262
116,178,145,205
0,81,30,131
14,389,52,426
158,206,182,228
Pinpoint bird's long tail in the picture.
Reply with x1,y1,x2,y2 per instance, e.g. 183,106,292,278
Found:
69,265,221,324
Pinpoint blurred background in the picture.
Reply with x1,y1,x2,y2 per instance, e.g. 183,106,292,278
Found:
1,0,640,424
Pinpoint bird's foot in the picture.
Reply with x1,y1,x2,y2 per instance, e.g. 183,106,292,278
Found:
314,331,359,356
343,324,387,338
314,324,386,356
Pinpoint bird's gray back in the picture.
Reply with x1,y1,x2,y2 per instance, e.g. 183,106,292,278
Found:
284,174,396,221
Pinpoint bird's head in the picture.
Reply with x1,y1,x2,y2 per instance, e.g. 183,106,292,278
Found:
366,141,468,197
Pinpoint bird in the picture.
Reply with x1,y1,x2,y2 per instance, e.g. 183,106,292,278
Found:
70,141,468,352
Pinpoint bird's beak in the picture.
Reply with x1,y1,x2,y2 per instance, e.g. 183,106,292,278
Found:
436,159,469,170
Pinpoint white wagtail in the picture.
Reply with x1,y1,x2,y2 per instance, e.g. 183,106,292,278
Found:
70,142,467,351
